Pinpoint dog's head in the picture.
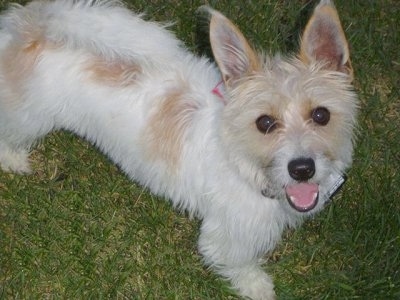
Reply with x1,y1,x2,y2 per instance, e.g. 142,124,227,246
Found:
207,0,358,214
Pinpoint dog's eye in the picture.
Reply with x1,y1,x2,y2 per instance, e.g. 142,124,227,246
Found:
256,115,277,134
311,107,330,126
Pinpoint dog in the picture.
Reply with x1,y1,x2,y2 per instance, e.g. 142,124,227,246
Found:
0,0,358,299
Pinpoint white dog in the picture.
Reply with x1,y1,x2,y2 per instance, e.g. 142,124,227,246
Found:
0,0,358,298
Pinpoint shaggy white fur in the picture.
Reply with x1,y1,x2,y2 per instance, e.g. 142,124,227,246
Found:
0,1,358,299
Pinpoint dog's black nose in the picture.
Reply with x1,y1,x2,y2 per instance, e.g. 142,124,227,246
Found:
288,158,315,181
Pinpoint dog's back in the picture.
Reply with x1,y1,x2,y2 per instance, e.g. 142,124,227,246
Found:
0,0,222,217
0,0,184,64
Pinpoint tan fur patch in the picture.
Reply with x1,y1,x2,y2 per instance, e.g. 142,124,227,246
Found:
86,57,141,87
300,99,313,121
1,39,44,96
144,87,197,168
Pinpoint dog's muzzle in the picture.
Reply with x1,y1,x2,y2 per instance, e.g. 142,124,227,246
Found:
285,157,319,212
261,158,346,213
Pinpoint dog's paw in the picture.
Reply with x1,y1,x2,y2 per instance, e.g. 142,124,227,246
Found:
0,148,31,174
232,266,276,300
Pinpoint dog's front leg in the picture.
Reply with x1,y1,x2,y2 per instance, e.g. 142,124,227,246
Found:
219,262,276,300
198,216,277,300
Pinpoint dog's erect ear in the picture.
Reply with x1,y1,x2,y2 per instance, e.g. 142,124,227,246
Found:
203,7,261,87
300,0,353,79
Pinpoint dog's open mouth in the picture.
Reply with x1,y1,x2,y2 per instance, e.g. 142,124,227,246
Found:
285,183,319,212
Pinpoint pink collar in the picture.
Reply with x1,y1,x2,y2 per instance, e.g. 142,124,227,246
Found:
212,80,226,104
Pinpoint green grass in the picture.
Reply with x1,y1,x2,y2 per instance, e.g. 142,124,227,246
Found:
1,0,399,299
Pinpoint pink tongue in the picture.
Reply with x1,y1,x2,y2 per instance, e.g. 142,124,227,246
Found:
286,183,319,212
